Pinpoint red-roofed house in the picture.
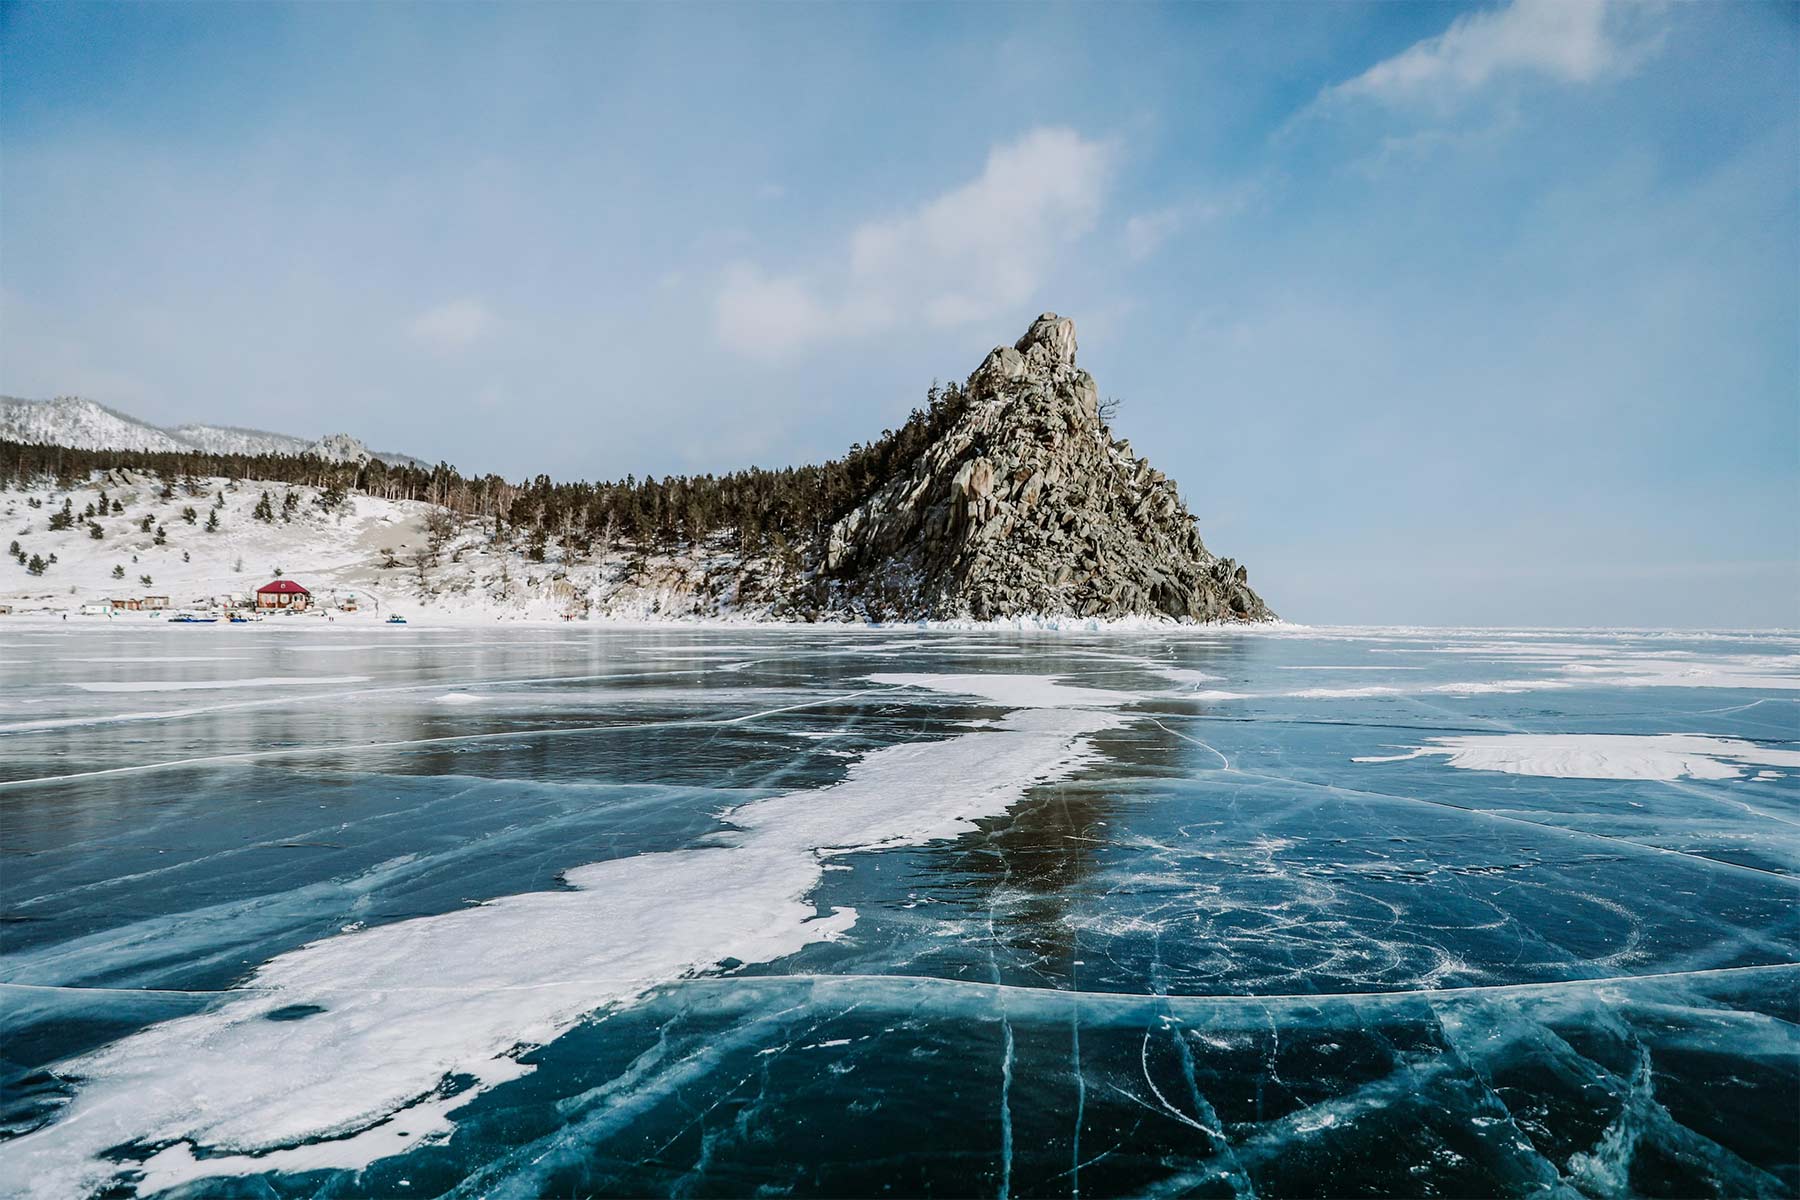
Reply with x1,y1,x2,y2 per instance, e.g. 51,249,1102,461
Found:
256,579,311,611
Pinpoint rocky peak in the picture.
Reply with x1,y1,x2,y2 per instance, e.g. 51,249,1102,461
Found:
968,311,1099,424
821,313,1272,623
308,433,373,465
1017,311,1079,367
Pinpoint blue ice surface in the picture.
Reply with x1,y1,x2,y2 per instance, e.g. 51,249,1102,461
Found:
0,623,1795,1197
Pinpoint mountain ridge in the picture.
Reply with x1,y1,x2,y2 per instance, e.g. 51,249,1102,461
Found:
0,395,424,468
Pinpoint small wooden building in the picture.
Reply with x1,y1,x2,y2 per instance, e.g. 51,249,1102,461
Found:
256,579,311,611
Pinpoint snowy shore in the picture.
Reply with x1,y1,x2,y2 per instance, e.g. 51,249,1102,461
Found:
2,471,1308,629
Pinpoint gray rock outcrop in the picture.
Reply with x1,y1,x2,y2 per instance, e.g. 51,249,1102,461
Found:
821,313,1272,622
307,433,374,465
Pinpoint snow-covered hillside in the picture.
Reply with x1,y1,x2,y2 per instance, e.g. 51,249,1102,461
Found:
166,423,311,457
1,396,423,467
0,398,193,453
0,469,802,624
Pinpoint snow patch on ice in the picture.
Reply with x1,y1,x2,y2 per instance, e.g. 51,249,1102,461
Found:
868,673,1136,708
1286,685,1406,700
729,707,1122,853
1354,734,1800,781
1552,656,1800,691
1148,666,1226,690
0,680,1125,1198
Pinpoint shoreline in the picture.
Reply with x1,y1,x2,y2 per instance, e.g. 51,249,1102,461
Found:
3,611,1793,638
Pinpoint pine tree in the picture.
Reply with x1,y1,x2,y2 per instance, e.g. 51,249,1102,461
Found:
26,554,46,576
154,525,168,545
88,522,104,540
253,492,274,522
48,499,74,531
205,509,220,532
182,506,197,525
112,564,125,579
139,574,153,587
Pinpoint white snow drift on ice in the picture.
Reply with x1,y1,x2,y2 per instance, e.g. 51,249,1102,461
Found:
0,675,1129,1198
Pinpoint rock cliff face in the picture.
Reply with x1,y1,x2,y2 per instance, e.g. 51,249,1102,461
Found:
821,314,1272,622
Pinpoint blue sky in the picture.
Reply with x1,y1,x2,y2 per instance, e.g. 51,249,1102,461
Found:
3,1,1795,626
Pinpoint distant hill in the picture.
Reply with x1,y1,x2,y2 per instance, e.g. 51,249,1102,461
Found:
0,395,424,468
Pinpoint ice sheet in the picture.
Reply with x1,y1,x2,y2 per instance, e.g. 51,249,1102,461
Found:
0,671,1122,1197
2,627,1795,1198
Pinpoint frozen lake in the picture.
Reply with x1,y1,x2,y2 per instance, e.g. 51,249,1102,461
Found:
1,623,1795,1197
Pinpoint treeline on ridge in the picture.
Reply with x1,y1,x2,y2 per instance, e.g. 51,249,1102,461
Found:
0,382,970,562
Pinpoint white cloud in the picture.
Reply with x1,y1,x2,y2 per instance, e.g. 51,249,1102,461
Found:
1120,186,1259,264
406,298,496,352
1323,0,1648,107
1123,208,1182,263
715,127,1114,360
715,267,835,359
